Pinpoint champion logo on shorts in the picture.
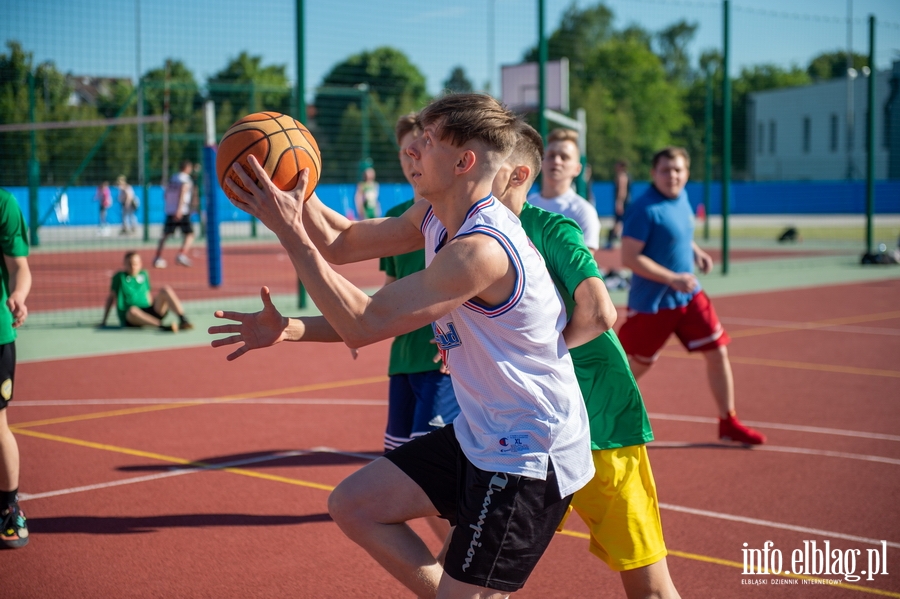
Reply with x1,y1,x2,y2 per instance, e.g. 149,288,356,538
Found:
462,473,508,572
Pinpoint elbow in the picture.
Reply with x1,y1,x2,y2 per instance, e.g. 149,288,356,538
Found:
599,306,617,332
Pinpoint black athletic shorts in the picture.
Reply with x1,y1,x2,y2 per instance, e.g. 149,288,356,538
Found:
0,342,16,410
124,305,165,327
163,214,193,236
385,424,572,593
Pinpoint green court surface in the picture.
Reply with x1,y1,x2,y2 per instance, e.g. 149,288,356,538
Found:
18,249,900,364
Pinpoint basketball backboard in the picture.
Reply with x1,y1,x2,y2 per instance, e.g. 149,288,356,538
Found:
500,58,569,113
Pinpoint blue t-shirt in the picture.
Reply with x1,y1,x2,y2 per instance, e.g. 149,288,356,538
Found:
622,185,699,313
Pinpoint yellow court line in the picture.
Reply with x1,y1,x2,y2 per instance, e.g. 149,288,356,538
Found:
557,530,900,597
728,310,900,340
17,427,900,597
659,350,900,379
13,375,389,429
11,428,336,492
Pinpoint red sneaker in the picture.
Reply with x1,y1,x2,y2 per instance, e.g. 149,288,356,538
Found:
719,413,766,445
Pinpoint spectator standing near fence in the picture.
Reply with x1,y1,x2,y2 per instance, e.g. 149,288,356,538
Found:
116,175,138,235
153,160,194,268
0,187,32,549
619,147,766,445
354,167,380,220
527,128,601,251
606,160,631,249
95,181,112,236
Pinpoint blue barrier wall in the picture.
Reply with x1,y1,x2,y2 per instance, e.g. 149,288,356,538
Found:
7,179,899,228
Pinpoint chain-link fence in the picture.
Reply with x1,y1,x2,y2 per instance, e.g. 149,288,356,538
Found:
2,0,898,326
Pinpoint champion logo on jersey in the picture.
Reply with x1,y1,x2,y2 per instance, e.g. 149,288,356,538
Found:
498,434,531,453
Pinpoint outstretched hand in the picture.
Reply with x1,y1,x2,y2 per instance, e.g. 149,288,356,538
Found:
224,156,311,238
209,286,288,361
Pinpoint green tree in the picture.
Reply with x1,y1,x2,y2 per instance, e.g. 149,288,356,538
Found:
655,20,699,84
208,51,293,128
141,60,204,182
807,50,868,81
314,47,428,183
443,66,473,94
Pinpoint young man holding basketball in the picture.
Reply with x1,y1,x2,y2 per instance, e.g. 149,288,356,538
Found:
493,122,680,598
620,147,765,445
212,93,593,597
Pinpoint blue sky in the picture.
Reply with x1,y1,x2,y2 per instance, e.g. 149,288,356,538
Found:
2,0,898,102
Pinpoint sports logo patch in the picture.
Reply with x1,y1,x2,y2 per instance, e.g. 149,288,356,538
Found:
1,378,12,401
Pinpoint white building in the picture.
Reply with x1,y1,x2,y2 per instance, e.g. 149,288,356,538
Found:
747,61,899,181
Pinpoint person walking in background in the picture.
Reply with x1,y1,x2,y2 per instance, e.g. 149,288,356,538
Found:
606,159,631,249
153,160,194,268
0,187,33,549
379,114,459,452
527,127,601,252
102,251,193,332
620,147,766,445
116,175,138,235
95,181,112,236
354,166,380,219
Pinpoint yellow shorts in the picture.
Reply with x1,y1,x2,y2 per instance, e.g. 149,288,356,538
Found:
560,445,667,571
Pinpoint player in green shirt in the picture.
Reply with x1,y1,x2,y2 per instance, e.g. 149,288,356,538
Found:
377,114,458,452
0,188,33,549
490,123,680,598
102,252,193,332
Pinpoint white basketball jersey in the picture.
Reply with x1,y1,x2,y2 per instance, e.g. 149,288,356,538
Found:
422,195,593,497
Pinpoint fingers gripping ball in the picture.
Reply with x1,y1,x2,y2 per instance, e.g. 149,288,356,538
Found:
216,111,321,203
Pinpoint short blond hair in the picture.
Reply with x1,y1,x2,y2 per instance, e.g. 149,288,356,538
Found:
395,113,419,146
417,93,517,157
547,128,579,145
509,120,543,186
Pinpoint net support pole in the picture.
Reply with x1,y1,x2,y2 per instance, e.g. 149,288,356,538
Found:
865,14,876,255
204,101,222,287
537,0,547,141
721,0,731,275
27,71,40,247
296,0,307,309
703,67,713,242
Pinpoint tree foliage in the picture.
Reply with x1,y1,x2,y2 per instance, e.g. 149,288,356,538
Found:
443,67,473,94
313,47,429,183
807,50,869,81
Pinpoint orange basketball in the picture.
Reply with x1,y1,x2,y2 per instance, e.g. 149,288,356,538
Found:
216,111,321,203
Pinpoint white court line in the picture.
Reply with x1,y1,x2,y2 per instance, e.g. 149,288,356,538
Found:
658,503,900,549
19,450,309,502
720,316,900,336
314,447,900,550
651,442,900,466
649,412,900,443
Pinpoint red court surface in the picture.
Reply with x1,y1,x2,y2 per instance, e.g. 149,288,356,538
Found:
5,278,900,598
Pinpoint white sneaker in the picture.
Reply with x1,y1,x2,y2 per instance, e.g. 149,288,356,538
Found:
153,258,167,269
175,254,192,267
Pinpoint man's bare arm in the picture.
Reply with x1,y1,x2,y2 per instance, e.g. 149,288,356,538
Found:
271,186,425,264
562,276,617,349
621,236,697,294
